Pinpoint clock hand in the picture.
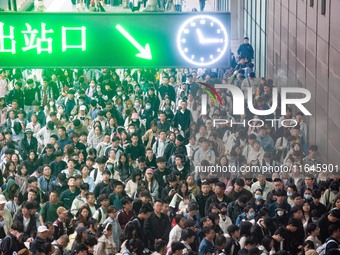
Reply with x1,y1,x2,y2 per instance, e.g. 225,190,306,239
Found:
204,38,222,43
196,28,222,44
196,29,204,43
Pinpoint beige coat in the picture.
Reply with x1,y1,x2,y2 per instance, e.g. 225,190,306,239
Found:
94,235,116,255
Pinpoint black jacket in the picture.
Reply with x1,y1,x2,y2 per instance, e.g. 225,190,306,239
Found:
0,234,25,255
144,212,171,250
205,194,232,216
30,236,46,253
196,191,214,217
14,213,37,241
20,136,38,160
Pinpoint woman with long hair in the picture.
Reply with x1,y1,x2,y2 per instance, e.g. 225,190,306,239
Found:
119,130,129,149
115,153,132,183
72,225,90,251
44,99,57,117
76,205,92,227
94,222,116,255
143,168,159,201
26,114,41,136
10,153,20,170
3,160,16,179
170,180,196,216
88,125,103,149
15,164,28,195
80,165,95,192
23,150,41,176
125,170,142,198
107,118,118,134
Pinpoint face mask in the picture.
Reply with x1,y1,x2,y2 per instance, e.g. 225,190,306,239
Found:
132,119,137,122
304,195,312,200
249,212,255,219
287,192,293,197
277,211,284,217
220,211,227,215
107,165,113,171
146,105,151,110
90,83,95,87
49,102,54,106
58,109,64,114
255,194,262,200
117,92,122,96
97,88,101,91
130,129,135,133
134,103,140,107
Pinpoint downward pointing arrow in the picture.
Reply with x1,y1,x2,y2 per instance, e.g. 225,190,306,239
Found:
116,24,152,60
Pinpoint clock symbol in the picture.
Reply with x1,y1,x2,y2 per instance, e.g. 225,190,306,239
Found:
177,15,228,66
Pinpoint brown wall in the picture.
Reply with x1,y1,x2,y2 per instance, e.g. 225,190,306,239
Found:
266,0,340,165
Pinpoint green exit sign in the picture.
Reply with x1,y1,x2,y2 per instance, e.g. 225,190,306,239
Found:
0,12,231,68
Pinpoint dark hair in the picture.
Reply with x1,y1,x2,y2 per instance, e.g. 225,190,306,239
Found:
27,176,38,184
215,235,227,248
181,228,195,241
306,223,318,235
17,164,27,176
73,243,88,254
202,226,213,236
121,196,133,206
11,221,24,232
227,224,240,235
97,194,109,203
329,223,340,236
215,182,226,190
239,221,252,237
84,235,98,247
154,240,167,253
261,235,273,252
174,214,184,225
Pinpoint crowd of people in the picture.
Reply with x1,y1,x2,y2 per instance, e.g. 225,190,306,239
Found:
0,37,339,255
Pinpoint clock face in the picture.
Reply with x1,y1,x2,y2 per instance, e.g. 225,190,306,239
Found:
177,15,228,66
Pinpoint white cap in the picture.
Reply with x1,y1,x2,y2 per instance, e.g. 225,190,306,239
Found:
79,105,86,111
38,226,49,233
0,195,6,204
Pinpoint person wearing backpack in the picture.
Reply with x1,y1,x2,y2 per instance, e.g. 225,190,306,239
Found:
318,208,340,243
315,223,340,255
0,221,26,255
318,223,340,255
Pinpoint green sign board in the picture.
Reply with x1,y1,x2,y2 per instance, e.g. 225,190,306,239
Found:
0,12,231,68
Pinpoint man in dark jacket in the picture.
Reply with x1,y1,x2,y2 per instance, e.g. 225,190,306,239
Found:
237,37,254,62
196,180,214,217
14,201,37,242
325,223,340,254
125,134,146,161
30,225,49,253
163,134,187,160
173,100,191,134
318,208,340,243
144,199,171,250
205,182,232,216
6,81,24,109
20,128,38,160
159,76,176,102
227,178,253,202
0,221,26,255
161,174,178,203
225,225,241,255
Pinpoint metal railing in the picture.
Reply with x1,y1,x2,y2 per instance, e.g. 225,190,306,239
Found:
214,0,229,12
